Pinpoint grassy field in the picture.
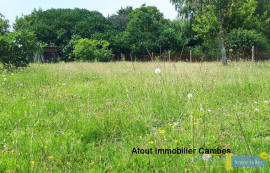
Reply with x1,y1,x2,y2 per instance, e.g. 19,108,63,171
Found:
0,61,269,172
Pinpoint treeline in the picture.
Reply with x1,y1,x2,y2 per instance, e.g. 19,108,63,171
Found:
0,1,270,68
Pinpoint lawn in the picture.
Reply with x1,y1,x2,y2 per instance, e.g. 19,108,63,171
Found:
0,61,269,172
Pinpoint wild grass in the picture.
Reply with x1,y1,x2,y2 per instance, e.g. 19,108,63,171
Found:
0,61,269,172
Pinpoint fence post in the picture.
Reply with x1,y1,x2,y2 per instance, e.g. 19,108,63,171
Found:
251,46,255,61
190,49,192,62
169,51,171,62
152,52,154,61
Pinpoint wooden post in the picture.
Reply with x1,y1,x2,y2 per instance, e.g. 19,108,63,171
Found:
251,46,255,61
152,52,154,61
190,49,192,62
169,51,171,62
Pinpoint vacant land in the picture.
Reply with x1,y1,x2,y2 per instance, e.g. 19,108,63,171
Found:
0,62,269,172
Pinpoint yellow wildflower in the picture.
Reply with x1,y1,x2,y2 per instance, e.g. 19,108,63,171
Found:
23,96,26,100
48,156,54,159
91,161,95,165
174,140,178,143
44,146,47,149
159,130,166,134
31,161,35,165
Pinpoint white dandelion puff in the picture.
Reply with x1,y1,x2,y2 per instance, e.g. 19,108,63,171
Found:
255,108,259,111
200,108,204,111
62,83,66,86
173,122,179,126
11,73,14,76
187,94,192,99
4,78,7,81
155,68,161,74
208,109,211,112
264,101,268,103
254,101,258,104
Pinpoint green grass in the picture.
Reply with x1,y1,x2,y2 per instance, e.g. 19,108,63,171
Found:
0,61,269,172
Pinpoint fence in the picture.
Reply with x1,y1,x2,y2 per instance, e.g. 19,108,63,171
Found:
128,47,270,62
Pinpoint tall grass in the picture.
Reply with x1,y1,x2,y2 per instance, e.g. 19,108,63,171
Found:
0,61,269,172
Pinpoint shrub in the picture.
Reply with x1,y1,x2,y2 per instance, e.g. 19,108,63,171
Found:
73,38,114,62
226,29,268,50
0,30,38,69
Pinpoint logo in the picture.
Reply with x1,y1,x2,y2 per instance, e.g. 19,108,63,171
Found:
194,152,268,170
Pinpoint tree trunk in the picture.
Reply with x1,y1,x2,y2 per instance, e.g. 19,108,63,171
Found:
219,26,227,65
218,0,227,65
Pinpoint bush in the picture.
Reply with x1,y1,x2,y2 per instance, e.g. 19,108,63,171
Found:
73,39,114,62
193,39,220,61
226,29,268,50
0,30,38,69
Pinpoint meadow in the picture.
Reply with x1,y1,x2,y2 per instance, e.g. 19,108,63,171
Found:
0,61,269,172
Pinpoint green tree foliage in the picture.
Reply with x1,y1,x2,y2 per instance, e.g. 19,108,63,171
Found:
126,5,170,58
0,13,9,35
108,6,133,32
14,8,112,60
226,29,269,50
73,39,114,62
0,30,38,69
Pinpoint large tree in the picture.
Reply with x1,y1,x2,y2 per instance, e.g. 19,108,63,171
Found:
108,6,133,32
126,5,169,58
14,8,112,60
0,13,9,35
171,0,270,64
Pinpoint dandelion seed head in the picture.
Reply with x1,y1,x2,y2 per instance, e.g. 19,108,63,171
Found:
188,94,192,98
208,109,211,112
173,122,179,126
62,83,66,86
255,108,259,111
4,78,7,81
200,108,204,111
254,101,258,104
264,101,268,103
155,68,161,74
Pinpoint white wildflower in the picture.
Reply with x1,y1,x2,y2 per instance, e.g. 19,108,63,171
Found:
254,101,258,104
188,94,192,99
255,108,259,111
200,108,204,111
155,68,161,74
208,109,211,112
11,73,14,76
173,122,179,126
62,83,66,86
4,78,7,81
264,101,268,103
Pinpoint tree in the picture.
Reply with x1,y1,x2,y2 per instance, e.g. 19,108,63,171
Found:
171,0,270,63
14,8,112,60
0,13,9,35
126,5,169,58
108,6,133,32
0,30,38,69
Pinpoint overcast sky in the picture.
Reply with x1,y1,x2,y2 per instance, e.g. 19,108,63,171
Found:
0,0,179,27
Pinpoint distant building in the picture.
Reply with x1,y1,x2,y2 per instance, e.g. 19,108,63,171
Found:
40,46,58,63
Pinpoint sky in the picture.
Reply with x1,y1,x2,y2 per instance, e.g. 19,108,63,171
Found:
0,0,179,27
